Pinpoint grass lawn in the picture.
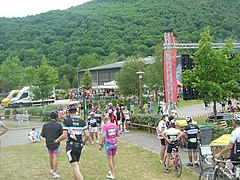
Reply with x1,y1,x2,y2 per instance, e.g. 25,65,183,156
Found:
0,141,197,180
177,99,202,108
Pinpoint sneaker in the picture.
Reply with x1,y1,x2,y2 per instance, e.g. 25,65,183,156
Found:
186,162,193,166
91,142,94,145
52,172,60,179
96,140,98,144
159,160,164,164
163,169,169,173
106,174,115,179
50,170,54,175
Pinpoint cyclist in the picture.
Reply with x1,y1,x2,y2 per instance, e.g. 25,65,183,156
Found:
162,120,184,173
215,114,240,163
156,114,168,164
183,116,202,167
54,104,90,180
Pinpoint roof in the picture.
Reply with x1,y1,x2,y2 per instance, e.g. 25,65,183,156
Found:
79,56,155,72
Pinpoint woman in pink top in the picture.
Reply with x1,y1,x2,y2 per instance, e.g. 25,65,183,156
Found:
99,117,120,179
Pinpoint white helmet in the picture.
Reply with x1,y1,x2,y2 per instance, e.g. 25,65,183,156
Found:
233,114,240,121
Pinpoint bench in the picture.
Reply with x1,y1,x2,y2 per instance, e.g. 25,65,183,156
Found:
16,114,30,125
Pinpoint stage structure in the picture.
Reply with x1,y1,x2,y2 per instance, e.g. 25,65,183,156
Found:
163,30,240,117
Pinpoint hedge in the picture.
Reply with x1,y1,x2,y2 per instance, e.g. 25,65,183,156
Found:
130,114,234,141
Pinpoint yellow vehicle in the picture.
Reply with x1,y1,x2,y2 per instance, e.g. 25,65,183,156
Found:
1,90,20,107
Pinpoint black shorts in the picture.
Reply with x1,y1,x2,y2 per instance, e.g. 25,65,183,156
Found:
167,143,179,154
160,139,166,146
187,141,198,150
66,145,83,163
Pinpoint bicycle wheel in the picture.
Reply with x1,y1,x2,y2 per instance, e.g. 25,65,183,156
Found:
174,155,182,177
199,167,214,180
199,153,204,171
199,167,228,180
163,154,172,168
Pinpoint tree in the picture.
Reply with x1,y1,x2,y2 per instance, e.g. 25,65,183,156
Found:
115,59,145,96
31,58,58,102
57,64,76,87
81,70,93,91
59,75,71,90
145,46,164,98
0,57,24,90
182,27,240,118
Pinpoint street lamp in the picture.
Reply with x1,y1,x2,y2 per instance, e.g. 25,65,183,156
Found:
136,71,144,113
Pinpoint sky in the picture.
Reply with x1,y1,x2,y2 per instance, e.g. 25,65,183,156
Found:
0,0,91,18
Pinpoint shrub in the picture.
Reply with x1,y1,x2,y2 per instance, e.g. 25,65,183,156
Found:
131,114,161,127
4,109,11,117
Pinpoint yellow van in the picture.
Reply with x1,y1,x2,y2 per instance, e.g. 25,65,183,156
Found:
1,90,20,107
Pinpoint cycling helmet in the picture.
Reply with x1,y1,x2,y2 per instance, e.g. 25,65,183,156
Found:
67,104,77,110
169,119,176,128
186,116,192,123
233,114,240,121
50,112,58,118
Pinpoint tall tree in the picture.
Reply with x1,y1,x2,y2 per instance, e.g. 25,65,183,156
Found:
0,57,24,90
145,46,164,97
59,75,71,90
115,59,146,96
182,27,240,118
81,70,93,91
31,58,58,102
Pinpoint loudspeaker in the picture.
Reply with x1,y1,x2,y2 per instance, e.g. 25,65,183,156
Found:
181,54,194,72
183,87,199,100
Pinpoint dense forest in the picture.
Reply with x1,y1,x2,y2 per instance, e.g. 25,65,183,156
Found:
0,0,239,85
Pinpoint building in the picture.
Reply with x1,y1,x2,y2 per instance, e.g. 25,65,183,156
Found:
77,56,155,87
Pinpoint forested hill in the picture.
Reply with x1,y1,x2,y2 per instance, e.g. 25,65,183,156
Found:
0,0,239,69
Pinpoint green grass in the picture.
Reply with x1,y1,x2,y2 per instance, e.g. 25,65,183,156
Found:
177,99,202,108
0,141,198,180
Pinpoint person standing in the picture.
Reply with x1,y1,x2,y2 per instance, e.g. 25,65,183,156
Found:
183,117,202,167
99,116,120,179
0,120,8,147
54,104,90,180
162,120,183,173
156,114,168,163
41,112,63,179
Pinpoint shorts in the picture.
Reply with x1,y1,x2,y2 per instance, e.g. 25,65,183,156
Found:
105,143,117,156
48,146,60,155
167,143,179,153
90,127,98,133
160,139,166,146
66,145,83,163
187,141,198,151
117,120,121,125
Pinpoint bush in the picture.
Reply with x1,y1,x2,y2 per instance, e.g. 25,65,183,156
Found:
4,109,11,117
212,124,234,140
131,114,161,127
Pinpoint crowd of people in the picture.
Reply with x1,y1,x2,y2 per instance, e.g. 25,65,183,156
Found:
39,101,129,179
156,113,202,173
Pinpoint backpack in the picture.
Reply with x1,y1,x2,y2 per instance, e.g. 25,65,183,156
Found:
230,140,240,161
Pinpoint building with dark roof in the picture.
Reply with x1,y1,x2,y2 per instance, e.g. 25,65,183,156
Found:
77,56,155,87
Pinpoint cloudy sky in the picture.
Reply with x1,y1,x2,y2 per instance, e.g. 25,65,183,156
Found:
0,0,91,18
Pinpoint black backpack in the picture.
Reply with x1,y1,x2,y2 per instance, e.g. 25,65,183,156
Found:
230,140,240,161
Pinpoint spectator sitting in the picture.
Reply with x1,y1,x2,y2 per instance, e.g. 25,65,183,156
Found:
28,128,41,143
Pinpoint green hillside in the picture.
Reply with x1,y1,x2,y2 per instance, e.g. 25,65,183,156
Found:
0,0,239,69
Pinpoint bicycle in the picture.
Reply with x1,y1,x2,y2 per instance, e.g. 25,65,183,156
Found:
199,157,240,180
163,145,183,177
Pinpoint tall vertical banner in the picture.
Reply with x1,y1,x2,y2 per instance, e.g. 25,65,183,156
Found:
163,31,178,104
